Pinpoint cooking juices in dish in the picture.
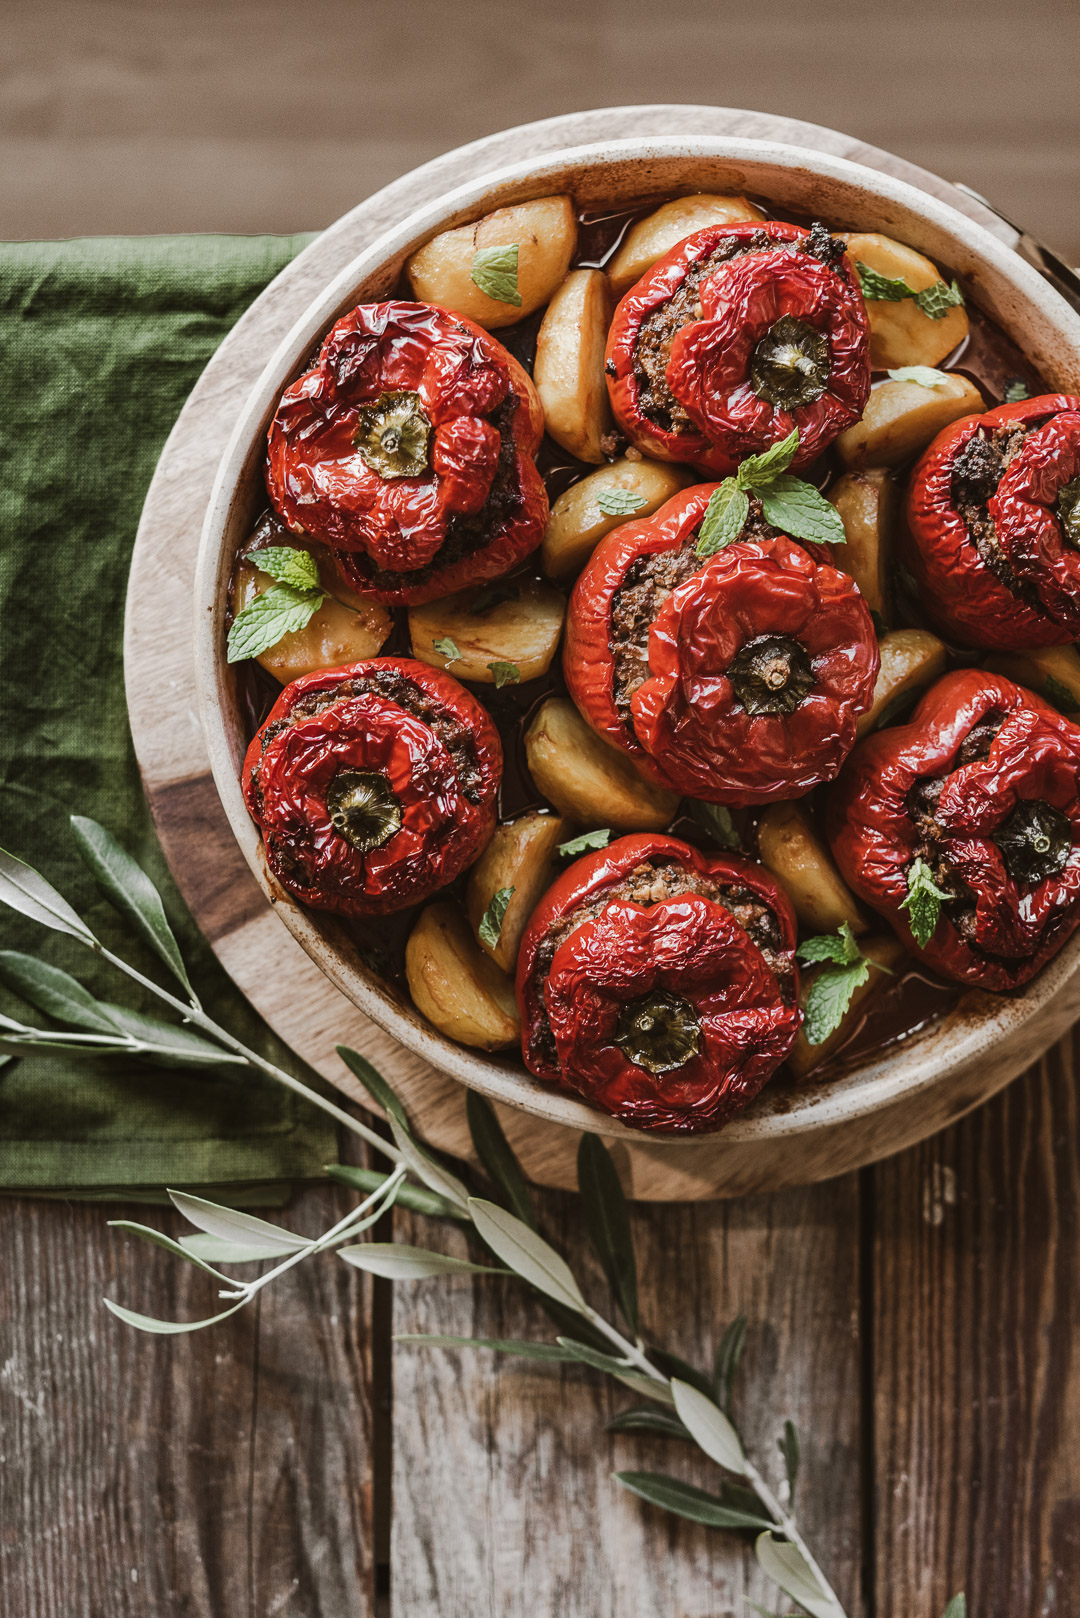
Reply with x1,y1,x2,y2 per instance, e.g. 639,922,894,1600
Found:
227,185,1080,1134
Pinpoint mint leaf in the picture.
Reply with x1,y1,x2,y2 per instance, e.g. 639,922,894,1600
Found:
226,583,324,663
735,428,800,491
487,661,521,688
695,480,749,558
478,886,514,949
687,799,740,850
557,828,612,857
432,636,462,664
899,856,950,948
1003,378,1031,404
759,476,846,546
470,244,522,307
796,921,863,968
914,278,964,320
803,958,870,1044
888,367,951,390
249,545,320,591
856,261,913,304
596,488,648,516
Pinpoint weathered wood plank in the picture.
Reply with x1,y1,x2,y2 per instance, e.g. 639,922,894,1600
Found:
0,1179,376,1618
390,1176,865,1617
873,1030,1080,1618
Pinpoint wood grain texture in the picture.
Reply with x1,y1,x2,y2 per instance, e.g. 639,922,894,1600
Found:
390,1176,865,1617
872,1031,1080,1618
0,1177,376,1618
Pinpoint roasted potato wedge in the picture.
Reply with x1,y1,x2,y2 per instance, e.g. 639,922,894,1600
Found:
533,269,614,464
405,195,576,330
231,545,391,682
857,629,949,738
405,902,521,1050
608,193,766,297
409,579,565,684
541,457,691,580
826,468,898,620
842,231,970,370
466,811,570,973
984,645,1080,714
788,935,907,1080
836,374,984,470
525,699,678,830
757,802,866,937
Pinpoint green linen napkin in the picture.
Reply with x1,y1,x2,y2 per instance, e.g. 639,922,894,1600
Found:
0,233,339,1199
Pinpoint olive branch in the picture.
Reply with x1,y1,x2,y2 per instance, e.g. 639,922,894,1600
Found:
0,819,963,1618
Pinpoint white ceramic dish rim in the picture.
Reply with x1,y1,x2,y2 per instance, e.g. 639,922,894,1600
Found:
194,134,1080,1146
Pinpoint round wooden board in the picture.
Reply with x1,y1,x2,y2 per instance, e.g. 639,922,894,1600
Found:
126,104,1070,1201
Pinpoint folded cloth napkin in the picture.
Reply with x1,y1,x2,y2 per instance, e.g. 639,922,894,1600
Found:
0,233,338,1199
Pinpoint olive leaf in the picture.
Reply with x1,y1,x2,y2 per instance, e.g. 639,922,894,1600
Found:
941,1596,967,1618
226,582,325,664
169,1190,308,1255
478,885,514,949
432,636,462,664
687,799,740,851
390,1115,471,1213
758,477,846,547
557,828,611,857
735,428,801,491
670,1378,748,1476
325,1162,468,1221
888,366,950,390
596,488,648,516
466,1089,535,1228
606,1405,692,1440
900,856,950,949
755,1532,846,1618
713,1313,748,1412
470,243,522,307
178,1233,299,1264
248,545,320,591
394,1333,584,1363
107,1220,237,1280
338,1243,507,1280
779,1418,800,1499
0,951,127,1035
577,1133,639,1336
1003,378,1030,403
487,661,521,688
0,846,98,944
96,1005,242,1068
649,1346,715,1401
70,816,195,999
103,1298,248,1336
467,1197,587,1314
615,1471,771,1531
555,1338,675,1404
337,1043,411,1133
695,479,750,557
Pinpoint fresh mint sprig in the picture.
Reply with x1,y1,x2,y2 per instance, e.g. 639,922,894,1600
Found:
899,856,951,949
796,922,888,1045
695,429,845,557
226,545,326,663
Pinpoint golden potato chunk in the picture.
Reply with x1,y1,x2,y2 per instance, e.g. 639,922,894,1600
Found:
757,802,865,937
788,935,907,1080
525,699,678,830
466,812,570,973
826,468,898,620
405,195,576,330
843,231,970,369
608,194,766,297
405,902,521,1051
856,630,949,738
984,645,1080,714
230,545,391,682
409,579,565,684
836,374,984,470
534,269,614,464
541,458,691,580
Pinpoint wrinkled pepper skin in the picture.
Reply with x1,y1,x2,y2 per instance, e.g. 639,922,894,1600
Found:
266,301,547,605
515,834,800,1133
564,486,879,805
905,394,1080,649
828,670,1080,988
243,658,500,916
606,221,870,474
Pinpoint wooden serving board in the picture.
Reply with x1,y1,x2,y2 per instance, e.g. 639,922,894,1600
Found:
125,105,1028,1200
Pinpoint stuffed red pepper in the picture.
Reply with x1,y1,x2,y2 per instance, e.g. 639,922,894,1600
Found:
905,394,1080,649
243,658,500,916
564,485,879,804
606,220,871,475
266,300,547,605
516,833,800,1132
828,669,1080,988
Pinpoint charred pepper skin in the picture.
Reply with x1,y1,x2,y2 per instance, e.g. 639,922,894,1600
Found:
605,221,871,475
516,834,801,1133
905,394,1080,650
563,485,879,805
266,300,547,606
243,658,500,917
827,670,1080,989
